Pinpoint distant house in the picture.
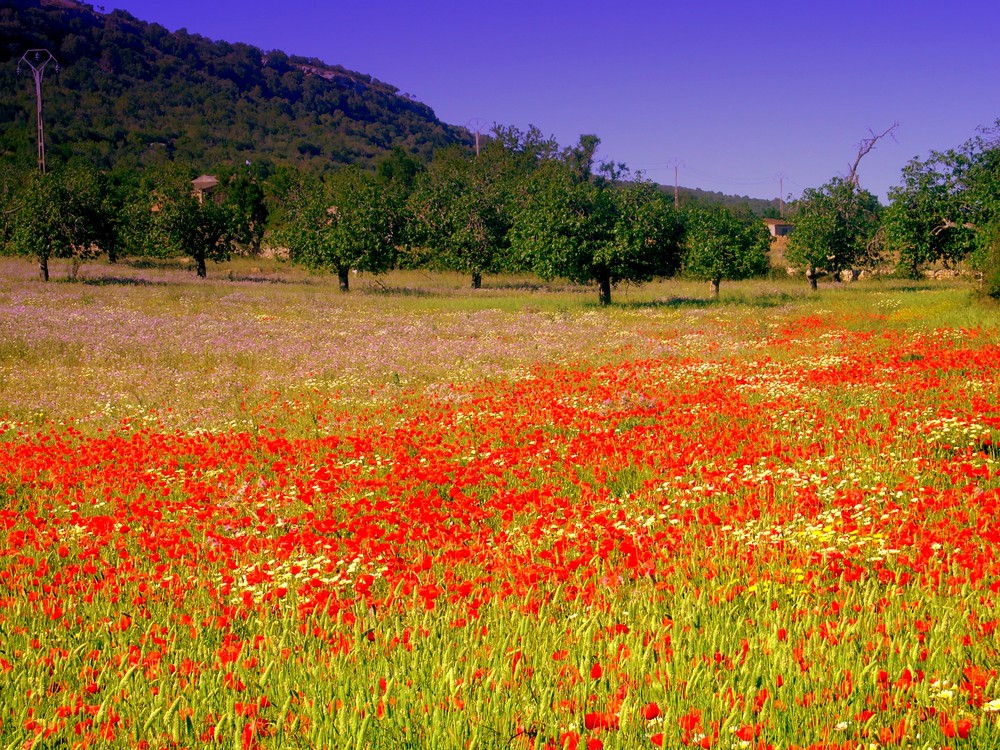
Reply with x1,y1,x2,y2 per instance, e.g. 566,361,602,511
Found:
191,175,220,205
763,218,793,237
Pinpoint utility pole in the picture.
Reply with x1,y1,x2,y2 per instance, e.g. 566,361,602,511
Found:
670,159,684,208
466,117,488,158
17,49,58,173
776,172,785,218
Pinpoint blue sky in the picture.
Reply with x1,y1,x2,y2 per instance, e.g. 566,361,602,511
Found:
98,0,1000,202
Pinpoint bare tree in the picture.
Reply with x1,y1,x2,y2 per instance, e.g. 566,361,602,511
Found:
847,123,899,186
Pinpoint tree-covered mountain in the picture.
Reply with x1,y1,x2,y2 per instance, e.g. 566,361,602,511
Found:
0,0,471,172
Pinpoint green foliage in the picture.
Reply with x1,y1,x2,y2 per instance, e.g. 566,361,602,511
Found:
604,179,685,283
667,185,783,216
511,141,684,305
256,163,306,237
4,170,68,280
965,134,1000,291
407,144,521,287
0,164,19,247
402,125,563,283
489,124,560,169
105,168,164,261
512,161,608,296
786,177,882,288
980,225,1000,300
213,166,269,255
884,152,978,278
1,1,468,173
147,165,240,277
561,133,601,182
376,146,426,199
283,166,399,290
682,206,770,296
2,163,114,279
883,121,1000,281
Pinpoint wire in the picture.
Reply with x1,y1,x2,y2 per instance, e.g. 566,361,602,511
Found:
629,160,803,198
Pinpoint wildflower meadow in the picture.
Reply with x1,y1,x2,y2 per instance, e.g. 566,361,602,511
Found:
1,258,999,750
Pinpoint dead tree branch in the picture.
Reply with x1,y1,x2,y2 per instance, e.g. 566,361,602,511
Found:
847,122,899,186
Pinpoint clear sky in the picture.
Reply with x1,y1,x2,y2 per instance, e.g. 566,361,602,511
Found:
97,0,1000,202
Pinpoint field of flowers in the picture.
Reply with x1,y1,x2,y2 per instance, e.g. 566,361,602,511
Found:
1,258,999,749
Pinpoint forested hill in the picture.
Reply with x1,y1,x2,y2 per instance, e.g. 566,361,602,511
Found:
0,0,470,172
663,185,783,216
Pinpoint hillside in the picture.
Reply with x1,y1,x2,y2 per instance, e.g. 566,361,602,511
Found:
0,0,471,172
658,184,784,216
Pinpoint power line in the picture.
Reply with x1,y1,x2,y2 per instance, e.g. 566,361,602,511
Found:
636,162,784,188
630,159,805,201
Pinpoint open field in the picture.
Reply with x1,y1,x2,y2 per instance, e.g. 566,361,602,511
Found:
1,257,999,749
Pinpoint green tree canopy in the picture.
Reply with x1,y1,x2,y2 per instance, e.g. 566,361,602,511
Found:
147,165,240,278
376,146,426,198
960,126,1000,297
883,121,1000,293
2,164,110,280
284,166,399,291
883,151,978,278
786,177,882,290
511,140,683,305
215,166,269,256
683,207,770,298
407,143,519,288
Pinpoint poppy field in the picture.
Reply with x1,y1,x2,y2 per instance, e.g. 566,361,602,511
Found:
1,262,999,749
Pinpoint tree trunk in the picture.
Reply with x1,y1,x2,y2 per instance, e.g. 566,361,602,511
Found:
899,256,920,280
806,264,818,291
38,255,49,282
597,270,612,306
338,267,350,292
196,252,207,279
471,272,482,289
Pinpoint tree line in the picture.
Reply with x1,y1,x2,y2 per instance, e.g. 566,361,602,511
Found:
3,121,999,302
0,126,773,304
